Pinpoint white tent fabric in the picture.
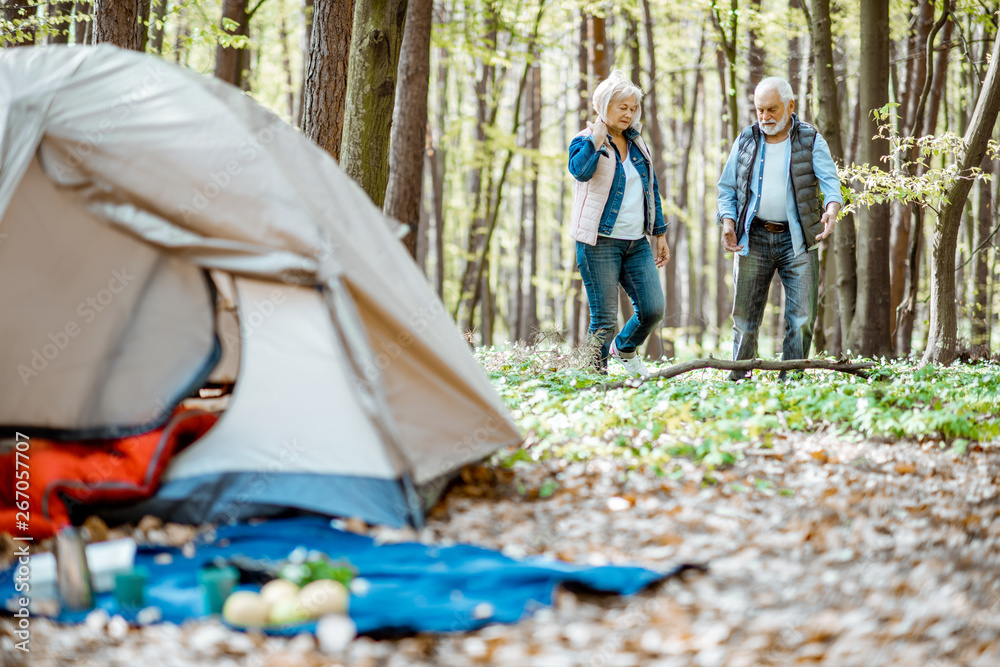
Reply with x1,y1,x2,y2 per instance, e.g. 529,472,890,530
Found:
0,45,521,527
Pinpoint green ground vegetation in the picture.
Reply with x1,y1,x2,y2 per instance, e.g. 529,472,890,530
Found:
478,347,1000,473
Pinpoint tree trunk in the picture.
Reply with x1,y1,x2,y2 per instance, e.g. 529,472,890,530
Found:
214,0,249,86
897,3,953,355
300,0,355,162
744,0,764,101
889,0,933,342
845,0,892,357
74,1,91,45
47,1,74,44
455,2,545,336
429,45,448,299
570,12,588,346
296,0,315,126
810,0,856,349
589,14,608,82
715,46,732,348
642,0,671,357
454,5,497,334
93,0,147,50
711,0,741,141
923,26,1000,365
149,0,166,53
971,157,992,349
384,0,431,259
339,0,408,208
525,63,541,339
279,16,295,119
173,3,188,64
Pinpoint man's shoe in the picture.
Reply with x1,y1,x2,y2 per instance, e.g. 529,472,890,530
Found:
610,339,650,378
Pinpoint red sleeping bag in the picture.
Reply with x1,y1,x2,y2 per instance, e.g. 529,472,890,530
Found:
0,410,218,540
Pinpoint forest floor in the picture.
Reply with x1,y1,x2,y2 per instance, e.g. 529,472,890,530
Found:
3,356,1000,666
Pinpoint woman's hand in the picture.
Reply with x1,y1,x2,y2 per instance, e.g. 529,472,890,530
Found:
588,118,609,147
654,234,670,268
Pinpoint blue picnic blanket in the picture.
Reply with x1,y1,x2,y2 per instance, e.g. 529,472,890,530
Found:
1,517,693,635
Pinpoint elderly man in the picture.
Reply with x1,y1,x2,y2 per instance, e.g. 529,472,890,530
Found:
717,76,843,381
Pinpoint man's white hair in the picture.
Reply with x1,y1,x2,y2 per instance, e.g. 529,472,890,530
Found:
592,70,644,131
755,76,794,104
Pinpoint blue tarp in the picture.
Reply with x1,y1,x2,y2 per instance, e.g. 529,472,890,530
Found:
1,517,692,635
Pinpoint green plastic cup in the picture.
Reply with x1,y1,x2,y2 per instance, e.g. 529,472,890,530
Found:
114,567,149,608
197,565,239,615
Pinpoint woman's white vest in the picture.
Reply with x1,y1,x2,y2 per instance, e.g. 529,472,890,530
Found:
569,129,656,246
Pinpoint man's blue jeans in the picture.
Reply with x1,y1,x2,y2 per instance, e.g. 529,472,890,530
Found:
731,224,819,379
576,236,664,369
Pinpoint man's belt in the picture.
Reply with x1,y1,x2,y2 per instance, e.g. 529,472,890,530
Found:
754,217,787,233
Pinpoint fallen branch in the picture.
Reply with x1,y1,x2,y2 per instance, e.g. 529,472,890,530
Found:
596,357,877,390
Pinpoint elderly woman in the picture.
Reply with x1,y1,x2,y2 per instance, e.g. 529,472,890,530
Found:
568,70,670,377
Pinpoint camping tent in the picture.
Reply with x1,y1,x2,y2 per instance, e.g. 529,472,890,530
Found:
0,45,521,528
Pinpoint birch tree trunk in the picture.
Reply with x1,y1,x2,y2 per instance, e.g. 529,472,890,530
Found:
300,0,355,161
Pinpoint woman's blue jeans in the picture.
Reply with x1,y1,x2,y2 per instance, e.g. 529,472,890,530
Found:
576,236,664,369
730,224,819,379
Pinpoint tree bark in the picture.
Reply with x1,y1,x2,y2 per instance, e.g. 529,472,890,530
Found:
279,16,295,119
923,24,1000,365
295,0,314,126
429,45,448,299
214,0,249,86
384,0,432,259
810,0,856,349
642,0,671,357
971,156,993,349
149,0,166,53
300,0,355,162
525,62,541,339
570,13,588,346
846,0,892,358
339,0,407,208
93,0,146,50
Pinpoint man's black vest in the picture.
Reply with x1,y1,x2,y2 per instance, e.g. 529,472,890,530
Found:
734,114,824,249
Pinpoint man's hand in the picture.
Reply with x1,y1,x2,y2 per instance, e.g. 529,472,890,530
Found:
815,203,841,241
653,234,670,268
721,219,744,252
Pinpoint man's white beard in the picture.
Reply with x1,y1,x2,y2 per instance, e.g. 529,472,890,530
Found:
760,110,790,136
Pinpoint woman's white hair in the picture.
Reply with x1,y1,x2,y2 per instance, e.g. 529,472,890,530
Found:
755,76,794,104
592,70,644,131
